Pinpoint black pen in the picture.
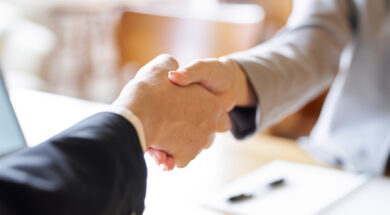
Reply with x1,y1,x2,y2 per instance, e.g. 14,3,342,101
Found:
227,178,286,203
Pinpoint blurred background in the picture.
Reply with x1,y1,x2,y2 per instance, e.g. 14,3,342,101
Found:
0,0,327,140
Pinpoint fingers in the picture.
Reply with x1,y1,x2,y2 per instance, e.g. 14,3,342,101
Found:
147,148,167,165
168,59,236,111
168,71,192,86
168,59,223,93
148,148,176,171
164,156,175,171
168,60,212,87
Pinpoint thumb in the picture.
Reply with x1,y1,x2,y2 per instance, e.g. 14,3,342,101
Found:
168,70,194,86
169,64,234,111
168,60,216,89
168,60,230,96
147,148,167,165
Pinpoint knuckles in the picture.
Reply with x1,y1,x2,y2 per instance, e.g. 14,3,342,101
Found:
151,54,179,71
158,54,178,65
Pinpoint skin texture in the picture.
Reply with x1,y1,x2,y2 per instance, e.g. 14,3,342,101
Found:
113,55,231,169
170,57,257,110
149,57,257,170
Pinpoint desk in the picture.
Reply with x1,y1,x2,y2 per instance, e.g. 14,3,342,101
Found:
10,89,390,215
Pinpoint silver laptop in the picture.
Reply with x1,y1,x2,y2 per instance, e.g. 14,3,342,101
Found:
0,70,27,156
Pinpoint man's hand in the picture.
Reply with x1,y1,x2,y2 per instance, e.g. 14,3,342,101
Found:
113,55,231,170
168,57,257,111
147,57,257,170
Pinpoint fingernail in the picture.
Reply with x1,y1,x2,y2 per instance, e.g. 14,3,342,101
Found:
169,70,183,76
165,157,175,171
151,153,161,165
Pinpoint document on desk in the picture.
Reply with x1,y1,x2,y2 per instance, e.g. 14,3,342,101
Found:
203,160,369,215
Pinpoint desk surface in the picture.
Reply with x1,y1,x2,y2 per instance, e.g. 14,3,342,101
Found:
10,89,390,215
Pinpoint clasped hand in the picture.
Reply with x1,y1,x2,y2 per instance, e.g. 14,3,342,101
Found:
114,54,256,170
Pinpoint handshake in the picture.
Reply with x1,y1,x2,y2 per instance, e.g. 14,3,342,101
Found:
113,54,257,170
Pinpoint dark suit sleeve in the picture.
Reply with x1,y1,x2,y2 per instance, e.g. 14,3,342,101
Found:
228,106,258,140
0,112,147,215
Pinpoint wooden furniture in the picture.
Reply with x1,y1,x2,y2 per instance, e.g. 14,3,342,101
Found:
117,2,265,67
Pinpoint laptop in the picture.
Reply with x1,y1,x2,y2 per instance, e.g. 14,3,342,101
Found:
0,70,27,157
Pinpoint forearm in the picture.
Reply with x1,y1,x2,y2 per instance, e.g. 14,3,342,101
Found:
230,28,343,129
227,0,353,135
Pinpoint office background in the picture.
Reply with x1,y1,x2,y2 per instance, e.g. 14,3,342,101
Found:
0,0,326,140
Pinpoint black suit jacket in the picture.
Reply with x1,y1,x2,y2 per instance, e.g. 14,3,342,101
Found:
0,112,147,215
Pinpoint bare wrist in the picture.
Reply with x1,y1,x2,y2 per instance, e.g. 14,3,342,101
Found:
113,82,157,148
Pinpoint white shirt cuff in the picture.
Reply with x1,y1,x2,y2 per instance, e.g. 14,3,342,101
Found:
106,106,147,153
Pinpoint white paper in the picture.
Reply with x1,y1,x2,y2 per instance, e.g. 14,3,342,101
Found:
203,160,369,215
